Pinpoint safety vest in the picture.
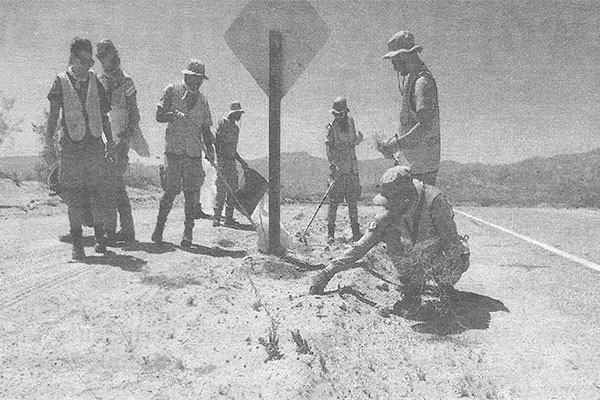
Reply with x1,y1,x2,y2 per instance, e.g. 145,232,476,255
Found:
399,70,440,174
59,71,103,142
326,116,360,174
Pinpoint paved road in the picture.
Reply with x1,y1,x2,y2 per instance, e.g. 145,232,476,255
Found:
454,209,600,399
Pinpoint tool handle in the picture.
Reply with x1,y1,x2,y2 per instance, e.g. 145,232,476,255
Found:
211,161,256,229
301,177,338,235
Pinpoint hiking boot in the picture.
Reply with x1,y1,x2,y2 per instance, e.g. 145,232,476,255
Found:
151,215,167,243
151,230,163,244
326,224,335,245
180,222,193,248
94,242,108,254
309,269,333,295
94,225,108,254
105,229,119,247
71,244,86,261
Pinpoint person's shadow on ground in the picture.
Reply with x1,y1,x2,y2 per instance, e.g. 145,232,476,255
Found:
336,286,509,336
221,223,255,231
82,253,147,272
120,241,177,255
394,290,510,335
176,243,247,258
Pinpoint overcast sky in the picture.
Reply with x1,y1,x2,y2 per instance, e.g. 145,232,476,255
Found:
1,0,599,164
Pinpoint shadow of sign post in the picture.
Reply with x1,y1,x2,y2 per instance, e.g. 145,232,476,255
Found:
225,0,329,254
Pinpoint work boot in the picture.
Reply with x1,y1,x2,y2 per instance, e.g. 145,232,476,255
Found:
152,195,174,243
194,203,211,220
326,224,335,245
105,228,119,247
151,220,165,243
180,220,194,248
151,212,168,243
213,207,223,227
351,224,362,242
70,227,85,261
224,207,239,227
94,225,108,254
309,269,334,295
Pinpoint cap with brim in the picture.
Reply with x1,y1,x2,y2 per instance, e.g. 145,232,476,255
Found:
372,165,416,205
382,30,423,59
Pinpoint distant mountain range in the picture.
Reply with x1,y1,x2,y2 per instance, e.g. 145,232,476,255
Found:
2,149,600,208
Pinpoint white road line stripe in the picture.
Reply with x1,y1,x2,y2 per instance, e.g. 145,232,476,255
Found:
455,210,600,273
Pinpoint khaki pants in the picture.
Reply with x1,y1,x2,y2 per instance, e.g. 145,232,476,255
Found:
214,159,238,217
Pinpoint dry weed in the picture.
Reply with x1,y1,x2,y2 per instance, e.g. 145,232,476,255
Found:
291,329,313,355
258,322,284,362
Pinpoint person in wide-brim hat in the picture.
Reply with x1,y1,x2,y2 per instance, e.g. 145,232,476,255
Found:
227,101,245,118
378,30,441,187
382,30,423,59
309,165,470,311
182,59,209,80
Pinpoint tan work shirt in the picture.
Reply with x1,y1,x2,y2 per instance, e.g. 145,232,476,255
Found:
330,181,459,270
325,116,363,174
159,82,212,157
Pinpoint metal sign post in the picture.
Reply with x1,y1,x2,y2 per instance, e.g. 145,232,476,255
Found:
268,30,282,253
225,0,329,254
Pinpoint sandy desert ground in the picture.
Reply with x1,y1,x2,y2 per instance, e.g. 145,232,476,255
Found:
1,180,599,399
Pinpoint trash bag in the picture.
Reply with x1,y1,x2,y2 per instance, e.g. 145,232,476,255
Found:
235,168,268,215
254,194,291,253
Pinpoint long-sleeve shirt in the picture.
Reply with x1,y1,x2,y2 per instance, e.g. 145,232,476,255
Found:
99,69,140,142
215,117,244,164
329,182,460,271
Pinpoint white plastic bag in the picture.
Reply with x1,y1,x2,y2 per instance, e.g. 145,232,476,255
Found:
254,194,291,253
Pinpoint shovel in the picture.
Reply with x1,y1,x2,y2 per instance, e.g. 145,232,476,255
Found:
297,176,338,245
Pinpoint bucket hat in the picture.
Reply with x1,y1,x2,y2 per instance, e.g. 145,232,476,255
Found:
330,97,350,115
383,31,423,59
227,101,245,117
182,59,209,80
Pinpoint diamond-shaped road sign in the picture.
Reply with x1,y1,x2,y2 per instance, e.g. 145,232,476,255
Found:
225,0,330,97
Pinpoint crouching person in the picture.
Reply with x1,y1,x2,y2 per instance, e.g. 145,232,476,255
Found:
309,166,469,307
